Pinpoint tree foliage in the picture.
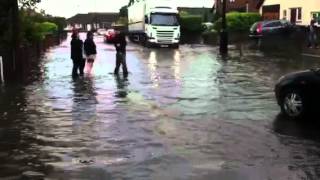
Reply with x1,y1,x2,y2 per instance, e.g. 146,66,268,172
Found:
128,0,134,6
119,5,128,17
178,11,203,32
213,12,261,32
19,8,66,44
19,0,41,8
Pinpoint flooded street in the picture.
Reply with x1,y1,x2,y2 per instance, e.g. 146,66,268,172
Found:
2,33,320,180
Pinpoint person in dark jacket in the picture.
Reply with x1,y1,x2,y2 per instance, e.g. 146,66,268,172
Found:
308,18,318,48
84,31,97,73
113,29,128,75
71,32,84,77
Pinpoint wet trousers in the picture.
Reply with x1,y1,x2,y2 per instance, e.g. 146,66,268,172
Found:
308,31,318,48
114,52,128,75
72,58,85,76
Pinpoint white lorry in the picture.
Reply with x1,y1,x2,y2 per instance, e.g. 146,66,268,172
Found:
128,0,180,48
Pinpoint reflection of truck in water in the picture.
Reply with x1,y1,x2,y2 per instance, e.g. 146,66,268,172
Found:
128,0,180,48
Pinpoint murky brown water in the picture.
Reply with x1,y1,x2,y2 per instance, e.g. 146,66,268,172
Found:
1,33,320,180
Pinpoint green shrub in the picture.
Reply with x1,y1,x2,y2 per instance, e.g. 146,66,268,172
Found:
39,22,58,34
179,11,189,17
20,15,42,42
213,12,261,32
21,15,58,42
50,17,67,32
180,15,203,32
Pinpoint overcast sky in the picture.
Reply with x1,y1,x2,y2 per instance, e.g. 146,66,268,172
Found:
37,0,214,18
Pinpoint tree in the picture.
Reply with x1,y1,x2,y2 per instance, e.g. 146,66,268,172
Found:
119,5,128,18
0,0,42,75
128,0,134,6
19,0,41,8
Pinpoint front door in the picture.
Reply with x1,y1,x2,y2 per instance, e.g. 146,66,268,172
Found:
290,9,297,24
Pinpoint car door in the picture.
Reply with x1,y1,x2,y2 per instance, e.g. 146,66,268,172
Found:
312,71,320,105
263,21,282,36
271,21,283,34
300,70,320,107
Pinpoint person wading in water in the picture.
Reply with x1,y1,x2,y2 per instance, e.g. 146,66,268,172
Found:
84,31,97,73
70,31,84,77
113,27,128,76
308,17,319,49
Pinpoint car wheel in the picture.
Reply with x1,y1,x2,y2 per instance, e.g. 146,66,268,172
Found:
280,89,306,119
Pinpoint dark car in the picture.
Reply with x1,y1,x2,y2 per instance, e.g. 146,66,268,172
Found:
275,69,320,119
249,20,295,39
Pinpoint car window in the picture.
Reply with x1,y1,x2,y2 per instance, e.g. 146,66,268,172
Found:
264,21,282,28
250,22,259,31
280,20,292,27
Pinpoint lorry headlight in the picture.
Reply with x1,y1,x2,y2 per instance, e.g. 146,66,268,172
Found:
175,33,180,40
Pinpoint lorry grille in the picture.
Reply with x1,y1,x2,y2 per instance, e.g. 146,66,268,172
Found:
156,31,174,44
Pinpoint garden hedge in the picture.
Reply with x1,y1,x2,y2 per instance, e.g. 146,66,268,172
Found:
214,12,262,32
180,15,203,32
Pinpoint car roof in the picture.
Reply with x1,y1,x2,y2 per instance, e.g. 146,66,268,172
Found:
259,20,290,24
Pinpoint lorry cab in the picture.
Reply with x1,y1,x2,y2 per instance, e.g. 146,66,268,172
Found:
128,0,180,48
145,7,180,47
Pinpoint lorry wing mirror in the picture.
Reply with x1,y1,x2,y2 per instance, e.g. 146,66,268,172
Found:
145,16,149,24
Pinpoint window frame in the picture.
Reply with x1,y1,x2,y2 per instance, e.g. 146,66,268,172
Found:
290,7,302,23
283,9,287,20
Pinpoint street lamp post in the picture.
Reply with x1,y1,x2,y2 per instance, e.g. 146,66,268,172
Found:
219,0,228,55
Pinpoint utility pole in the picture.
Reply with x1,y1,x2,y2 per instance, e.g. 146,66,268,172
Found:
11,0,19,71
219,0,228,55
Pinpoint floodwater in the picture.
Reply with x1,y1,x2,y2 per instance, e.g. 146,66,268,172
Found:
1,33,320,180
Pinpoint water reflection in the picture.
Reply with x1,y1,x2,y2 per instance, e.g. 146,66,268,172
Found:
146,49,181,89
4,33,320,179
173,50,181,82
72,76,98,123
147,51,159,88
273,113,320,142
273,114,320,179
114,74,129,99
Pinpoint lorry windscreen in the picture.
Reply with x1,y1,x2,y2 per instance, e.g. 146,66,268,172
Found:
150,13,179,26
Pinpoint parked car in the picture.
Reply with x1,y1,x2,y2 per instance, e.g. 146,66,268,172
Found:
202,22,214,31
275,69,320,119
249,20,296,39
104,29,116,43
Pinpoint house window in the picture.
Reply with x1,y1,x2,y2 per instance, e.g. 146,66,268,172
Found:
283,10,287,20
290,8,302,23
311,12,320,24
297,8,302,20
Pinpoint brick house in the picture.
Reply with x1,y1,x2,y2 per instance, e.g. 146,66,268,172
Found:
67,13,119,31
259,0,320,26
214,0,262,14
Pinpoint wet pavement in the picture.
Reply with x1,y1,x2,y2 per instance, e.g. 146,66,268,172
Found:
1,33,320,180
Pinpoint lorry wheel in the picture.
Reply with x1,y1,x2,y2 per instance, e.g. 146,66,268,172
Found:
144,41,152,48
139,35,146,45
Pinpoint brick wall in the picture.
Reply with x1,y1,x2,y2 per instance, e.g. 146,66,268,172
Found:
215,0,260,14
